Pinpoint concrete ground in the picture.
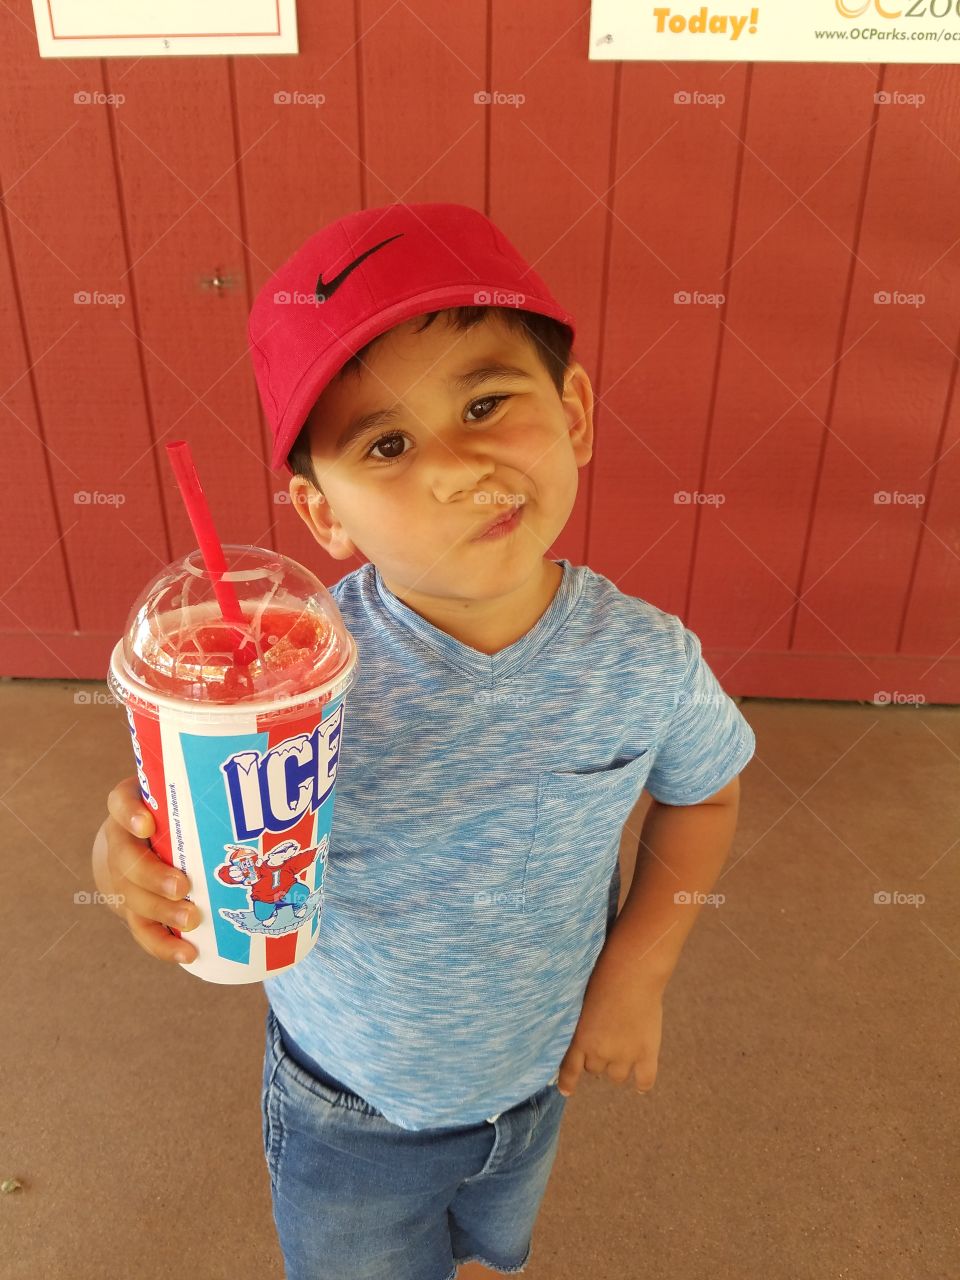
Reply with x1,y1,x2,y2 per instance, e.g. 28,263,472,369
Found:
2,678,957,1279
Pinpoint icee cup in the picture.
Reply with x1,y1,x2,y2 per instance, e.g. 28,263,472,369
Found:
107,544,359,985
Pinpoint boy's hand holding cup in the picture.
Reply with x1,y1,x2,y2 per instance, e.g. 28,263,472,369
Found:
92,775,200,966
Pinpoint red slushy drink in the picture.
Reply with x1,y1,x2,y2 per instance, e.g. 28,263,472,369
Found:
107,545,359,984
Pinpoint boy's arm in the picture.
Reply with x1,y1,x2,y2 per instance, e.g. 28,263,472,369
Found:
556,774,743,1096
604,775,742,990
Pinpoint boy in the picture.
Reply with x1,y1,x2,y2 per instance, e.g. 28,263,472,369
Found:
93,202,755,1280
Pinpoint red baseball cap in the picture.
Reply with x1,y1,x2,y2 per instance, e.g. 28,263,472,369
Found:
247,202,577,474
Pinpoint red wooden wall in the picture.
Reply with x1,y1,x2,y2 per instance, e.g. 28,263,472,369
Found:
1,1,958,703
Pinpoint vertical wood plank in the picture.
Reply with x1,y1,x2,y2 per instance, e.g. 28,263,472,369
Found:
900,358,960,666
102,55,275,572
0,0,171,656
0,184,78,655
794,64,960,661
355,0,487,211
691,63,880,660
592,61,748,610
231,0,366,575
493,0,617,565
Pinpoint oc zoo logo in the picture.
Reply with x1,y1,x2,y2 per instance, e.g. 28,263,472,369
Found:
836,0,954,15
836,0,899,13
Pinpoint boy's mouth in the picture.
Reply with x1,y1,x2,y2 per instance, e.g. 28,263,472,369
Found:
472,501,525,540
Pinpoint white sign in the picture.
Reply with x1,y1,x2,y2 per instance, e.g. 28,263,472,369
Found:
589,1,960,64
33,0,298,58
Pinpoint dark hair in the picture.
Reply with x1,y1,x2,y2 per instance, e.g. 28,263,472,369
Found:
286,306,575,490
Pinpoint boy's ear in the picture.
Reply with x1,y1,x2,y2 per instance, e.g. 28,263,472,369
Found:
288,475,357,560
562,361,594,467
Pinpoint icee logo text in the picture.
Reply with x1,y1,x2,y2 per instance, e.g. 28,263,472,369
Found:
221,707,344,841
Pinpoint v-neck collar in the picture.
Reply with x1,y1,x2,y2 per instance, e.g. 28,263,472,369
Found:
371,558,583,681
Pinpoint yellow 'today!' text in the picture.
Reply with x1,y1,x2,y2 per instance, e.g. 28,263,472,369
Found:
652,7,760,41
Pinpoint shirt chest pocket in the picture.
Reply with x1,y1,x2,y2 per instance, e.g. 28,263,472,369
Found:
520,751,653,920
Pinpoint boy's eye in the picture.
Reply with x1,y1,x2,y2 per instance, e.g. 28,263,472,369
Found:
364,395,510,462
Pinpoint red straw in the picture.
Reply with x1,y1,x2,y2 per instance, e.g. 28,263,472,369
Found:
165,441,257,667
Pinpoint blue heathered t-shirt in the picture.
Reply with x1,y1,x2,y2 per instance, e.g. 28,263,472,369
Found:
263,557,755,1131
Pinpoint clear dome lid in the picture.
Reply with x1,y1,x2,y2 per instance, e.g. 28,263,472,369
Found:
115,544,352,706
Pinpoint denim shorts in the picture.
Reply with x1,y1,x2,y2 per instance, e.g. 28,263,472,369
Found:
259,862,621,1280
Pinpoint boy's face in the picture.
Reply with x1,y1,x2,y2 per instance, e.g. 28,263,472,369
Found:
288,311,594,626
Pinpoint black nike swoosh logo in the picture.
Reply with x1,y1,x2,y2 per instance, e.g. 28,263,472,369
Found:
315,232,404,302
